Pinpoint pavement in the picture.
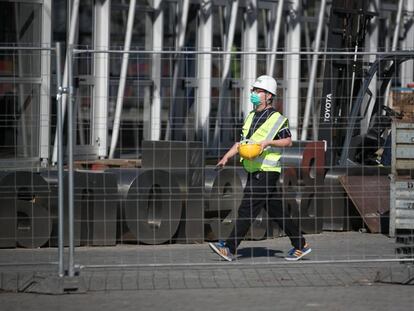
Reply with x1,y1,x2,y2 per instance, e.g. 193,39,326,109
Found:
0,232,413,310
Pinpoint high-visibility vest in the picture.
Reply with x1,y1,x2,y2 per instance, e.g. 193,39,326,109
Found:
241,111,287,173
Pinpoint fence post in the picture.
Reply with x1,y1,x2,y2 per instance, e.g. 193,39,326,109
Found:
55,42,65,277
67,44,76,277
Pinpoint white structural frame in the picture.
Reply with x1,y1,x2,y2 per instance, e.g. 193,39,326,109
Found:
267,0,284,77
109,0,136,159
14,3,30,157
5,0,411,167
241,0,258,118
167,0,190,140
195,0,213,143
144,0,163,141
213,0,239,147
284,0,300,139
93,0,111,158
39,0,52,163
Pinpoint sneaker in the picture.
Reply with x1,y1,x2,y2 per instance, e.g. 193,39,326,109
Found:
208,241,234,262
285,243,312,261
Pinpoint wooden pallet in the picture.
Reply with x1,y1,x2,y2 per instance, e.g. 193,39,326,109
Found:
74,158,141,170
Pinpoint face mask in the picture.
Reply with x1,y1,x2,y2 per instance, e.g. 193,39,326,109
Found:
250,92,261,106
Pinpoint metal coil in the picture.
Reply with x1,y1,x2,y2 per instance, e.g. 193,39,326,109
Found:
279,141,311,167
0,171,51,248
204,166,268,240
124,169,185,244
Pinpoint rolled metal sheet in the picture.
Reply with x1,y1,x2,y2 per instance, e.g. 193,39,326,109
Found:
245,210,270,240
171,168,205,244
125,169,184,244
204,166,267,241
322,168,351,231
142,141,205,243
206,211,235,241
105,168,143,199
43,170,119,246
204,166,243,240
0,171,15,247
0,171,52,248
16,200,52,248
81,171,118,246
108,168,188,244
208,208,270,241
141,141,203,170
0,171,7,180
275,141,326,234
204,166,244,213
279,167,323,234
278,141,310,167
48,169,120,246
105,168,143,242
40,169,83,247
183,162,205,243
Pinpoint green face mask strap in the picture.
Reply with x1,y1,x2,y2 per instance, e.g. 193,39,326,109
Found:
266,93,274,105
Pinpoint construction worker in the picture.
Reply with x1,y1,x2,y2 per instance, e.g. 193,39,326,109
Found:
209,75,311,261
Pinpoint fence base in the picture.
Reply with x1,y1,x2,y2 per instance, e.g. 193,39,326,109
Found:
21,274,86,295
375,264,414,285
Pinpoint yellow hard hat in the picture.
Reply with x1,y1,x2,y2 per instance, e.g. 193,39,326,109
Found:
238,139,262,160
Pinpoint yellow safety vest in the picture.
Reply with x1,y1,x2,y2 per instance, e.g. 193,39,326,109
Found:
241,111,287,173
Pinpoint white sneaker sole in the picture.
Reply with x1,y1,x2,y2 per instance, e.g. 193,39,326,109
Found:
285,248,312,261
208,243,233,262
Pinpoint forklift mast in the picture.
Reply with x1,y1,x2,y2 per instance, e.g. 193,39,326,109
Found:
318,0,376,167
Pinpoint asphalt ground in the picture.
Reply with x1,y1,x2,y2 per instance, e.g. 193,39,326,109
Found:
0,232,413,310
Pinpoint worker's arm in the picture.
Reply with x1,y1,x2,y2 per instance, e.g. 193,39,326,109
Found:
260,119,292,151
217,142,240,167
259,136,292,151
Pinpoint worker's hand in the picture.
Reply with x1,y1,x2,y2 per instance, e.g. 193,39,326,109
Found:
217,157,228,168
259,140,269,153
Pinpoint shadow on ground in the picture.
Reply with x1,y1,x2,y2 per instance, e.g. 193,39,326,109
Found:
236,247,283,259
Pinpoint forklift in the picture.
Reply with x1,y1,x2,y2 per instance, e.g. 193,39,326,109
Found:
316,0,413,234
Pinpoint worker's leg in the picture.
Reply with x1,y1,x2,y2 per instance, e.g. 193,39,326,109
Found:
225,172,267,254
266,174,306,250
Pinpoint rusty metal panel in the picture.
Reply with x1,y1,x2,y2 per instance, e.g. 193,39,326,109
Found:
339,175,390,233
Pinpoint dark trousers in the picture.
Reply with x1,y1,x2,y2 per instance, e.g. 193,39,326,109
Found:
225,171,305,254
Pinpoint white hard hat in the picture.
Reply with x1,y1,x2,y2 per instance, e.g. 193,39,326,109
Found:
252,75,277,95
